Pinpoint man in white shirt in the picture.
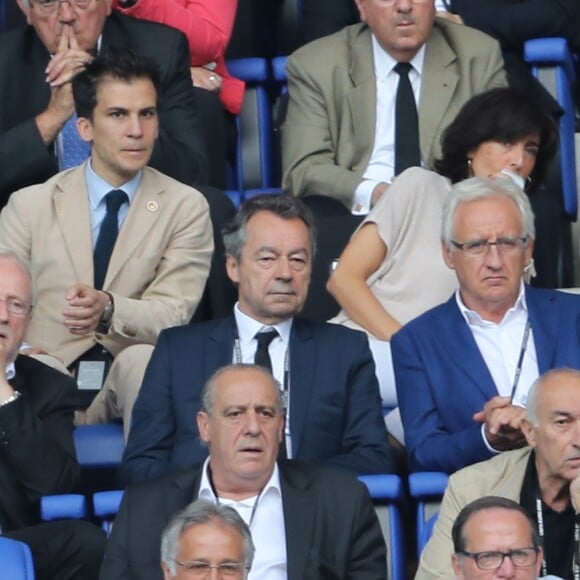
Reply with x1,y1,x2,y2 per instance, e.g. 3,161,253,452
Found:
282,0,506,215
100,364,387,580
392,176,580,474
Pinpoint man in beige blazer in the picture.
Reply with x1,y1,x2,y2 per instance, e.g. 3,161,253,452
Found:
282,0,506,212
0,50,213,435
417,368,580,579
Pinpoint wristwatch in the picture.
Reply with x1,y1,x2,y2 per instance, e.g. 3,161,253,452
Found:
97,292,114,334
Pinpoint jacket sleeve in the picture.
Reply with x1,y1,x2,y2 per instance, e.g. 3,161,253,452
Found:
392,327,493,473
0,364,79,503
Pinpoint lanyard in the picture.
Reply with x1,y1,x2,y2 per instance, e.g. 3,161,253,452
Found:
509,318,531,403
232,321,292,457
535,496,579,579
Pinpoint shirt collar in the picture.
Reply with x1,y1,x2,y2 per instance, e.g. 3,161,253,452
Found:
85,160,142,211
233,303,293,345
371,34,426,81
456,281,528,326
198,457,282,502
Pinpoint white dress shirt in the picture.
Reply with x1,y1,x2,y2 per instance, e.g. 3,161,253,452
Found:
456,283,539,451
198,459,287,580
352,36,425,214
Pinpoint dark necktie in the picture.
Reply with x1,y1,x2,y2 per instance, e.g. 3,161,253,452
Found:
394,61,421,176
93,190,128,290
59,114,91,170
254,330,278,373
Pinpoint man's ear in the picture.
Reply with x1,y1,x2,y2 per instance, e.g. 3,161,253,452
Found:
76,117,94,144
451,554,464,579
521,418,536,448
442,240,455,270
197,411,210,444
225,255,240,285
16,0,32,24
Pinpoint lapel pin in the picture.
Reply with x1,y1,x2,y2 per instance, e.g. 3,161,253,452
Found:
146,200,159,212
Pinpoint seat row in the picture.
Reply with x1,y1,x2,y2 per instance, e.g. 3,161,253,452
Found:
38,425,448,580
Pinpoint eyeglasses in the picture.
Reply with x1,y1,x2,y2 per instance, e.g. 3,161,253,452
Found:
0,297,32,318
458,547,540,570
451,236,529,257
31,0,94,15
175,561,248,578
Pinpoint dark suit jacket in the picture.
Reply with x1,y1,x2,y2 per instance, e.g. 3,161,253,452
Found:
99,461,387,580
0,12,207,207
0,355,79,531
392,286,580,474
122,316,394,484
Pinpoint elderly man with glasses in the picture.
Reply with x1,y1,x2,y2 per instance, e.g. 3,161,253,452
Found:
392,177,580,474
418,368,580,579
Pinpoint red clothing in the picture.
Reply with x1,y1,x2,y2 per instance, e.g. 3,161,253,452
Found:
114,0,245,114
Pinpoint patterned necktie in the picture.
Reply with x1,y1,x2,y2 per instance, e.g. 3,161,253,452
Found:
93,190,128,290
254,330,278,372
394,62,421,176
59,114,91,170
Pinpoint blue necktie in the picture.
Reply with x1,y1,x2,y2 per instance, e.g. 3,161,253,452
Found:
59,114,91,170
394,62,421,176
254,330,278,373
93,190,128,290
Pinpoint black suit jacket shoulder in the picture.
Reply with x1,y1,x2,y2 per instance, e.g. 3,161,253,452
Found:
0,355,79,531
100,461,387,580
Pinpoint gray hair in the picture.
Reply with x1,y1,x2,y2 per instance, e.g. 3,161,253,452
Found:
0,250,35,310
222,193,317,261
201,364,283,415
160,499,255,578
441,176,535,248
526,368,580,426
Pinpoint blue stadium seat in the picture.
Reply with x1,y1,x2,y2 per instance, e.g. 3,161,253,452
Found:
225,58,275,203
418,512,439,555
524,37,578,220
358,474,405,580
74,424,124,468
93,490,124,536
0,537,35,580
408,472,448,559
41,494,87,522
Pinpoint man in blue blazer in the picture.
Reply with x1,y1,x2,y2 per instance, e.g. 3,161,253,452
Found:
122,193,395,484
392,176,580,474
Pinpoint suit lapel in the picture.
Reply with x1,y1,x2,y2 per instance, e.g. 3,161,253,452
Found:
165,468,201,521
280,464,317,580
439,297,499,400
104,168,163,289
53,166,94,284
288,320,315,458
419,23,459,163
347,27,377,172
525,287,558,372
208,317,237,369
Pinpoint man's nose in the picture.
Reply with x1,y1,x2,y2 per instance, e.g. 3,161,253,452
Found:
0,299,10,322
244,411,261,434
58,0,76,25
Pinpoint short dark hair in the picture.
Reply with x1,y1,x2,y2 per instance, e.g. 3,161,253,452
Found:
72,48,161,120
452,496,539,553
222,193,317,260
434,88,557,192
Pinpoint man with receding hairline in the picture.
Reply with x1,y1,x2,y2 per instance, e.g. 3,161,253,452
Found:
101,363,387,579
417,368,580,579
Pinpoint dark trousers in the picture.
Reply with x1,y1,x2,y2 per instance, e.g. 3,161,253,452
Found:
5,520,106,580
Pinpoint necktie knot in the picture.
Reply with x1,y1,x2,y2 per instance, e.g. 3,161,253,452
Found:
105,190,128,212
255,329,278,349
394,61,413,77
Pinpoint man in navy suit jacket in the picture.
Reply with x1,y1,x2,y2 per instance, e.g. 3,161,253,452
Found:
122,193,395,484
392,176,580,474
